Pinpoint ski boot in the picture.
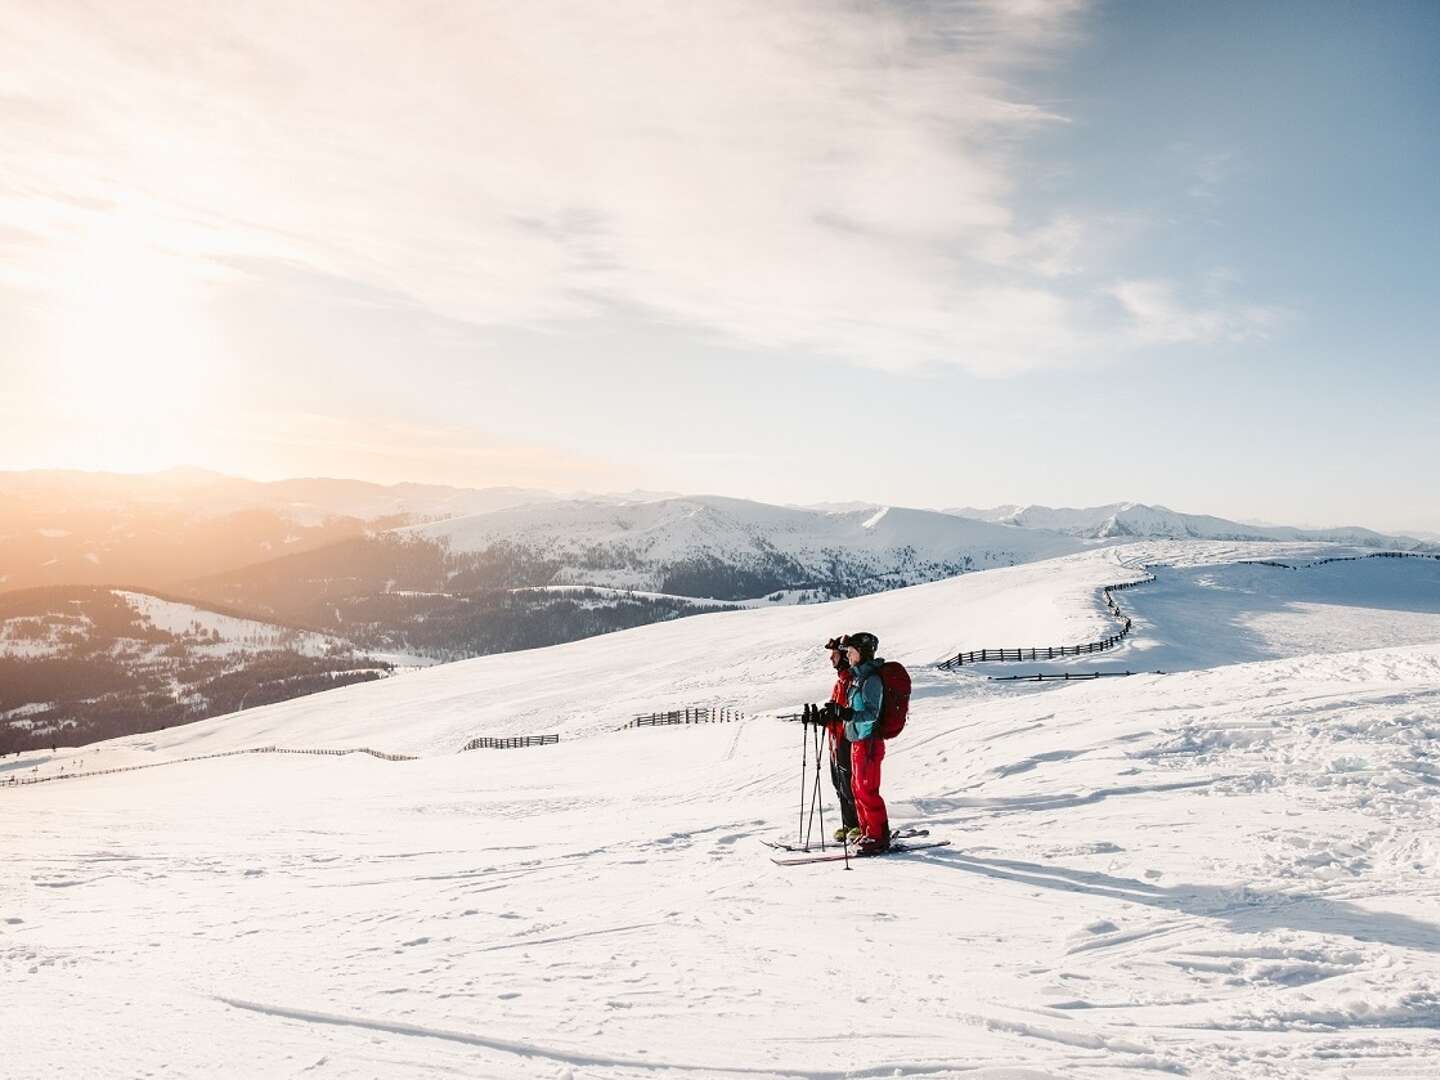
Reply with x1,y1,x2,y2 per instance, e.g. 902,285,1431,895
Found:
855,831,891,856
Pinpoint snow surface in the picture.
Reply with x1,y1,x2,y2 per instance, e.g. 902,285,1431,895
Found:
5,541,1440,1078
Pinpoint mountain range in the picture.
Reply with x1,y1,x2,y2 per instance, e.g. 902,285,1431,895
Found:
944,501,1433,549
399,495,1084,598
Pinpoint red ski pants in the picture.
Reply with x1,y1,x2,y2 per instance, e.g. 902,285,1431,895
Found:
850,737,888,840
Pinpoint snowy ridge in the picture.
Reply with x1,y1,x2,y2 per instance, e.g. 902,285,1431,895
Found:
398,493,1083,596
951,501,1435,551
941,562,1157,668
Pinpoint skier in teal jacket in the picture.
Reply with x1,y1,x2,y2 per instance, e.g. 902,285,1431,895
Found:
839,632,889,852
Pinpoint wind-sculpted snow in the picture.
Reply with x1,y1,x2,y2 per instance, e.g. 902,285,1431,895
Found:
5,539,1440,1078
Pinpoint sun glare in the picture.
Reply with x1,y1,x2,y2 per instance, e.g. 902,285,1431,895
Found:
43,216,222,471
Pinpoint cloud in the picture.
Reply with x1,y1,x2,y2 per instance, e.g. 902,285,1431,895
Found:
1109,279,1285,347
0,1,1272,376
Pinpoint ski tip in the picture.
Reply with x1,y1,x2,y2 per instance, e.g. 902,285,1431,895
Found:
771,839,949,866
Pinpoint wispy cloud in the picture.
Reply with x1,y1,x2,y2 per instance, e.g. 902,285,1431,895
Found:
1109,278,1285,347
0,1,1276,375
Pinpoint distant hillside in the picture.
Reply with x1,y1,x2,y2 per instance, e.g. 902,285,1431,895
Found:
399,495,1085,598
0,468,560,594
175,497,1081,665
179,533,737,663
0,586,409,753
946,501,1435,550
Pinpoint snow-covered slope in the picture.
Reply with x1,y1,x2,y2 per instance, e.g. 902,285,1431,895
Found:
7,540,1440,1079
943,503,1022,522
397,494,1084,597
952,501,1433,550
26,542,1136,762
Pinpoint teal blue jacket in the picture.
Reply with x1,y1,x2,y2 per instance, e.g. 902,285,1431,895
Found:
843,658,885,741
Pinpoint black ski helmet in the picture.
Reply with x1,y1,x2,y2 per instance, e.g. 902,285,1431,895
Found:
843,631,879,660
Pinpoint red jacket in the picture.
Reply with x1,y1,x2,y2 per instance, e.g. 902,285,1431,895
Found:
827,667,853,748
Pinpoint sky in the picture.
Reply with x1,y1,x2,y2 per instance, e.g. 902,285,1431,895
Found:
2,1,1437,532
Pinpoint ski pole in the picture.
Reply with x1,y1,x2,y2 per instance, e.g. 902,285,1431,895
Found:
798,704,811,846
814,720,827,851
827,723,851,872
804,716,818,849
804,719,820,850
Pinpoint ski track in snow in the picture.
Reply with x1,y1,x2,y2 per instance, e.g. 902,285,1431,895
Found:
214,994,987,1078
4,540,1440,1079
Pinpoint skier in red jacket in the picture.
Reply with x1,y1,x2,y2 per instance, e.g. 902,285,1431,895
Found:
821,636,860,844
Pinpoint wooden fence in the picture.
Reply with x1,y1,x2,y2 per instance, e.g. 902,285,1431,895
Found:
1236,551,1439,571
989,670,1163,682
939,566,1158,670
1,744,416,789
621,705,744,730
459,734,559,751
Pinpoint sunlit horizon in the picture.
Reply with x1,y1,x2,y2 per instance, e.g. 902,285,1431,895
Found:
3,3,1437,531
1,459,1435,540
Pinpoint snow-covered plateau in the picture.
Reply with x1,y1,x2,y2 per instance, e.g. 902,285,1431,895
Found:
4,540,1440,1079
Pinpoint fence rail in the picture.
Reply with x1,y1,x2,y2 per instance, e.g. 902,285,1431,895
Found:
621,705,744,730
1,744,415,789
940,565,1158,670
1236,551,1440,570
459,734,559,751
989,670,1163,682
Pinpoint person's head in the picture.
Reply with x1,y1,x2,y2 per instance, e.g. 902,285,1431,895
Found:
824,635,849,671
843,631,879,665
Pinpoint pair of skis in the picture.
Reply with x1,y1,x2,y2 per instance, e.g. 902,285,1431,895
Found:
764,827,949,866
